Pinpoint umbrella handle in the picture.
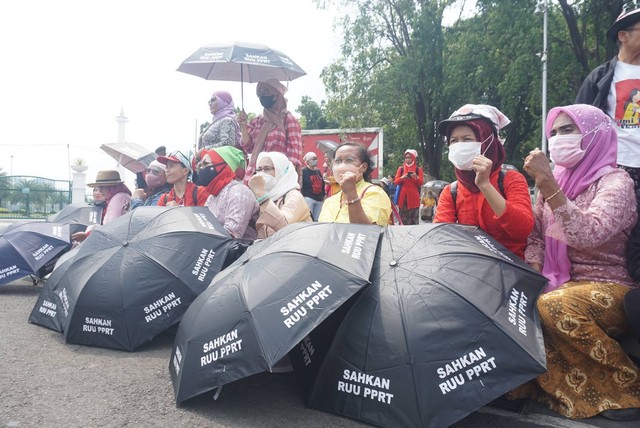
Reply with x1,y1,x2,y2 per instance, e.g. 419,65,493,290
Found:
240,66,244,110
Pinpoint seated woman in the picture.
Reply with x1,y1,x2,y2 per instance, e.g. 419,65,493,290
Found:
433,104,533,259
195,146,259,240
130,160,172,209
318,142,391,225
512,104,640,421
248,151,312,239
72,170,132,242
157,151,209,206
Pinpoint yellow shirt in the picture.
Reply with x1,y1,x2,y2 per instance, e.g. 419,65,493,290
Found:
318,180,392,226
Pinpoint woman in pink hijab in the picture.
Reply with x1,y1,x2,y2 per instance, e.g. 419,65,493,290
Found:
512,104,640,421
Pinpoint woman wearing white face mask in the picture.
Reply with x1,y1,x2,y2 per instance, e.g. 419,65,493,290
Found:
433,104,533,260
248,151,312,239
318,142,392,225
515,104,640,421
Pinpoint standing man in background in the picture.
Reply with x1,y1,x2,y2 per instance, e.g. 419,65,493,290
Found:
576,7,640,193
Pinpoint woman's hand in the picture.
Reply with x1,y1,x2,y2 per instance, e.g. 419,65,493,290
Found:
71,231,87,243
165,200,179,207
473,155,493,188
132,189,147,199
248,174,266,198
524,148,554,187
237,110,248,127
529,262,542,273
337,171,359,197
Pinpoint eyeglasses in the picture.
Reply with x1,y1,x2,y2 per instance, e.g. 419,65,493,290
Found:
332,157,360,166
207,97,216,105
145,167,163,176
255,166,275,173
625,26,640,32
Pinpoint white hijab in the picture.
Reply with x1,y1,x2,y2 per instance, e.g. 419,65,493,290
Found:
256,151,299,201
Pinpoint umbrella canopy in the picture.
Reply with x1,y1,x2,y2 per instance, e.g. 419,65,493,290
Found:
290,223,548,428
35,206,235,351
0,222,70,286
169,222,382,404
47,204,103,236
28,247,79,332
177,41,306,83
177,41,306,109
100,142,156,173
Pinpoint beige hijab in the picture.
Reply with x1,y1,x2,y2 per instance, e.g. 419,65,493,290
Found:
251,80,289,168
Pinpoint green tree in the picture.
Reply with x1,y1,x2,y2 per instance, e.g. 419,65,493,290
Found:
319,0,456,178
296,96,340,129
0,168,8,210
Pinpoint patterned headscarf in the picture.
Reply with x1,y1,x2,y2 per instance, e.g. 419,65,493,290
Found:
546,104,617,199
197,148,236,196
541,104,617,291
447,119,506,193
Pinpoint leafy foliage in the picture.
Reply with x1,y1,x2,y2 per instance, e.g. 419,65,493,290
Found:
307,0,628,179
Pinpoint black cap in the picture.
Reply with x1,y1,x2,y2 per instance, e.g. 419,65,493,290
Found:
437,113,494,137
607,8,640,42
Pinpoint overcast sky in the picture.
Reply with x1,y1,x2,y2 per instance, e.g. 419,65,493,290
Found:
0,0,475,188
0,0,341,185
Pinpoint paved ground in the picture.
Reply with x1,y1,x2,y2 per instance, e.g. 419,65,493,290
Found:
1,276,636,428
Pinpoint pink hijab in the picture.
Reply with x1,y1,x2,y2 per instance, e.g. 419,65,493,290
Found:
541,104,617,291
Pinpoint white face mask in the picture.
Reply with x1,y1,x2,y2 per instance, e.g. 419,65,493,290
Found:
257,172,276,191
448,142,481,171
548,134,584,168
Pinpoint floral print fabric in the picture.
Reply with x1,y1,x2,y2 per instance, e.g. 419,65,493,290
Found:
526,169,637,286
510,281,640,418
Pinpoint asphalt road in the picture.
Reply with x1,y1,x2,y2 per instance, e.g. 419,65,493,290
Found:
2,276,637,428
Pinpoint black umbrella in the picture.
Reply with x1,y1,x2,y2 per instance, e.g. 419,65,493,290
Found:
35,205,103,279
28,248,78,332
35,206,235,351
47,204,103,236
289,223,548,428
0,221,70,286
169,222,382,404
177,41,306,109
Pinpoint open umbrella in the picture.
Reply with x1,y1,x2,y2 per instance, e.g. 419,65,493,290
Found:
0,222,70,286
100,142,156,173
169,222,382,404
289,223,548,428
28,247,79,332
47,204,103,236
177,41,306,108
36,206,235,351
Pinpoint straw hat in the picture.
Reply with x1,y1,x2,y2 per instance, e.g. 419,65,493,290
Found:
87,170,124,187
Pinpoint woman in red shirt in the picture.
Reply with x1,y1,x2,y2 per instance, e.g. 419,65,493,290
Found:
156,151,209,206
433,104,533,259
393,149,424,225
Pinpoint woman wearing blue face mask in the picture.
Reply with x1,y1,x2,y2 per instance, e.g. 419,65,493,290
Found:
433,104,533,260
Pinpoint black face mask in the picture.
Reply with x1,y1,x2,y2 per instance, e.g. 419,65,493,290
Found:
259,95,276,109
195,166,218,187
